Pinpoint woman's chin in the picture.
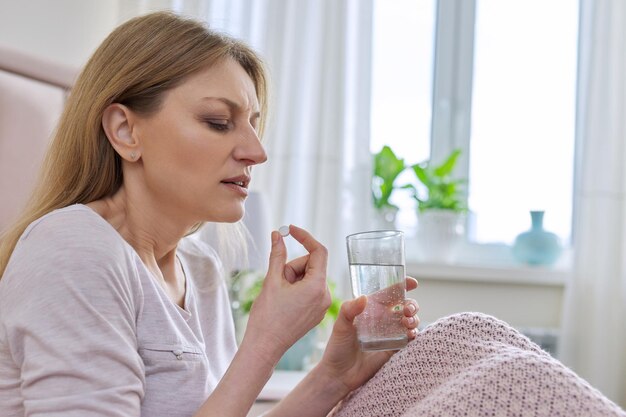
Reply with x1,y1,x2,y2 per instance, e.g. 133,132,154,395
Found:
205,208,244,224
223,215,244,223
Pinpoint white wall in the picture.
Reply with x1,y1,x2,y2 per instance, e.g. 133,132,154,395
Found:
0,0,121,68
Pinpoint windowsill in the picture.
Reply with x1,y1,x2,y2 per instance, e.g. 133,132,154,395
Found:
407,261,570,286
405,240,572,287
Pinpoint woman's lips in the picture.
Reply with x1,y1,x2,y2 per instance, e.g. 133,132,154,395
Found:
221,181,249,197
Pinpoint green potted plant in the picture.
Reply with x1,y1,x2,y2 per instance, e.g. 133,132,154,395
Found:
410,149,467,213
372,145,408,228
408,149,468,263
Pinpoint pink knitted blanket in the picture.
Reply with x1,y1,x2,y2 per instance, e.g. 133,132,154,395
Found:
330,313,626,417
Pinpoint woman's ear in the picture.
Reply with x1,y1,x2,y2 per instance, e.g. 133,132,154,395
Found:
102,103,142,162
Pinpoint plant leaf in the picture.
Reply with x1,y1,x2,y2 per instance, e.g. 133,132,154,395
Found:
434,148,461,177
372,146,407,207
411,149,467,213
411,164,431,187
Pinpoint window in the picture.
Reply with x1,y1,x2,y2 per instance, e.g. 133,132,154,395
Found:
370,0,579,254
468,0,578,244
370,0,436,233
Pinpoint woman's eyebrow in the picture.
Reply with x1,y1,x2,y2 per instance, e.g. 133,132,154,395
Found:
202,96,260,118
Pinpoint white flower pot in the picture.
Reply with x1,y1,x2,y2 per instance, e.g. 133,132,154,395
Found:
415,210,465,263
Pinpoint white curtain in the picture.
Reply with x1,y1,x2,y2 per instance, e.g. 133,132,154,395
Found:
559,0,626,408
120,0,376,296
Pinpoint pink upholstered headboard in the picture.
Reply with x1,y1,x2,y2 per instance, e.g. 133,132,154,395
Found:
0,45,77,233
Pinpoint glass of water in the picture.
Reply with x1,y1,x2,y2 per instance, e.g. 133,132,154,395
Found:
346,230,407,351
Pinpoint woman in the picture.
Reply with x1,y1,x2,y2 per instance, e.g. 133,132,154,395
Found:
0,11,419,417
1,11,624,417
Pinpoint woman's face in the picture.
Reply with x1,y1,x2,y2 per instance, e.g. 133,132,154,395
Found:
132,58,267,223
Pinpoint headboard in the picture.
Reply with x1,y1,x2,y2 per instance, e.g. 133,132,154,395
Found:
0,45,77,233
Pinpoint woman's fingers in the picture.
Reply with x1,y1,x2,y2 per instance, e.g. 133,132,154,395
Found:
252,225,332,352
338,296,367,327
402,298,421,338
288,225,328,275
265,225,328,285
405,276,418,291
283,254,310,283
403,298,419,317
266,231,288,280
401,314,420,329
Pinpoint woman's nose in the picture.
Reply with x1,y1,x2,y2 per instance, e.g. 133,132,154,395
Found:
234,127,267,166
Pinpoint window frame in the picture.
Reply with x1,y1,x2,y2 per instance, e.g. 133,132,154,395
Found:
430,0,476,181
410,0,576,272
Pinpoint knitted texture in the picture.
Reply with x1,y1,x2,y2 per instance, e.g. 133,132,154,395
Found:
330,312,626,417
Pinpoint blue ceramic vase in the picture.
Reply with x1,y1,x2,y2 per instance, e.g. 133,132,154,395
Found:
512,211,562,266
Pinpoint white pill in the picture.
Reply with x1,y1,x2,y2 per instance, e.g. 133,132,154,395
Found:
279,225,290,237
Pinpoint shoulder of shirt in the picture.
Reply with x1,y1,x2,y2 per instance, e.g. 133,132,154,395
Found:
1,205,140,313
14,204,133,263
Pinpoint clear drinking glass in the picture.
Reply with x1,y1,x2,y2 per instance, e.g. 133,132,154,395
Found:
346,230,407,351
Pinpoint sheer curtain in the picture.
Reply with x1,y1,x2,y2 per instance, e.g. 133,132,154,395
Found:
559,0,626,408
119,0,375,294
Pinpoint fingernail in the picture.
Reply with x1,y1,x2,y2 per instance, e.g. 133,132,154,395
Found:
408,304,416,314
271,231,280,245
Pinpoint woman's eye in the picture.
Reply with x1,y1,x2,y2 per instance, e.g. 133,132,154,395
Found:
205,120,230,132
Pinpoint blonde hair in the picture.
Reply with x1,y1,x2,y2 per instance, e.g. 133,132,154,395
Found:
0,11,268,277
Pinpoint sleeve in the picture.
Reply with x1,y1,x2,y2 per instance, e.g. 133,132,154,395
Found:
0,214,145,417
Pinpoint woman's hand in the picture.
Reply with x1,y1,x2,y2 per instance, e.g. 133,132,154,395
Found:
315,277,420,396
242,225,331,365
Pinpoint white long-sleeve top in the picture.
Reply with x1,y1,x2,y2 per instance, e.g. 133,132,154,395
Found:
0,204,237,417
